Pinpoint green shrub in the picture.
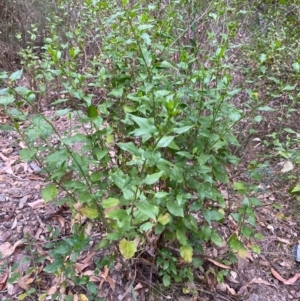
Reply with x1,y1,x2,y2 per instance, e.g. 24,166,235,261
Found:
4,0,298,297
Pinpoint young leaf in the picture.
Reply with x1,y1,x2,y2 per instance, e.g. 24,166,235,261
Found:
101,198,120,208
180,245,193,262
119,238,137,259
42,184,59,202
79,206,99,219
157,213,170,225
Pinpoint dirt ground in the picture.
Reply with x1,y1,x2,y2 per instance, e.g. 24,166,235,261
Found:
1,108,300,301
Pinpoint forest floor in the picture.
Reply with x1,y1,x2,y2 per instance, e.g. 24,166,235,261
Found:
1,107,300,301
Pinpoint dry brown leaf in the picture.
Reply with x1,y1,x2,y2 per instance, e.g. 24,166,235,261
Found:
114,262,123,272
17,277,30,291
2,147,13,155
0,271,8,291
271,268,300,285
84,222,93,236
0,240,23,258
207,258,231,269
81,252,95,264
0,152,10,162
48,285,57,295
89,276,100,282
134,282,143,290
276,237,290,244
106,275,115,291
27,199,45,209
27,174,44,181
99,265,115,290
18,195,29,209
10,218,18,230
75,263,92,274
53,215,65,228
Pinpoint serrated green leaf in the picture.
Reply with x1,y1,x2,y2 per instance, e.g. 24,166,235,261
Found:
9,69,23,81
123,105,136,113
156,136,175,148
176,151,193,159
203,210,224,224
211,231,223,246
233,181,245,191
106,209,129,221
158,61,176,69
200,225,211,241
136,200,159,221
87,105,98,118
241,226,253,239
139,222,154,232
228,234,244,251
254,233,264,240
97,238,109,249
101,198,120,208
43,259,63,274
79,206,99,219
157,213,170,225
42,184,59,202
0,124,15,131
119,238,137,259
117,142,140,156
282,84,296,91
0,94,14,106
163,274,171,287
231,212,241,222
108,87,123,98
142,171,164,185
166,202,184,217
291,184,300,193
176,229,187,245
251,244,261,254
19,148,37,162
155,191,169,198
180,245,193,262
